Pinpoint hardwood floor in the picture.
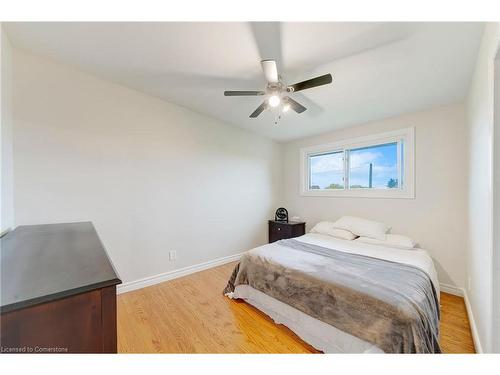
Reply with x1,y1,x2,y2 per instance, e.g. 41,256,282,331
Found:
117,262,475,353
439,292,476,353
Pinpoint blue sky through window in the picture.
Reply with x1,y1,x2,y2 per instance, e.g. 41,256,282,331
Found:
309,151,344,189
349,142,398,188
309,142,399,189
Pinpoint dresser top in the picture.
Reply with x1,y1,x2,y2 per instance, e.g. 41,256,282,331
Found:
1,222,121,313
268,220,306,225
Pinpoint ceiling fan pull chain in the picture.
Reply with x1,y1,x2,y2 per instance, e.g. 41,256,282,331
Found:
274,113,282,125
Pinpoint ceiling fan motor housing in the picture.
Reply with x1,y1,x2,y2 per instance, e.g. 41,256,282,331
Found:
266,81,285,95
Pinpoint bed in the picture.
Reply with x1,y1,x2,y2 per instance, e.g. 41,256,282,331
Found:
224,232,441,353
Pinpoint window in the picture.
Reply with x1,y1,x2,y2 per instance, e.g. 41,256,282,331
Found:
309,151,344,190
348,142,400,189
300,128,414,198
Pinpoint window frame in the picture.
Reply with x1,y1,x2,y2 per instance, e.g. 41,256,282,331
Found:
299,127,415,199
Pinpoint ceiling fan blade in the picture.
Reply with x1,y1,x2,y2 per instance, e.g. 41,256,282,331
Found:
249,101,268,118
224,90,265,96
283,96,307,114
261,60,279,83
287,73,333,93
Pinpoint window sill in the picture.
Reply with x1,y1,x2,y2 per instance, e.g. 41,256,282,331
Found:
300,188,415,199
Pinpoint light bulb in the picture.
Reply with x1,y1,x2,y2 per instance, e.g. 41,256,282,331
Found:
268,95,280,107
283,104,290,112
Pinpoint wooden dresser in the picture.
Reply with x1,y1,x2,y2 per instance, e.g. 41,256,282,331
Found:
0,222,121,353
268,220,306,243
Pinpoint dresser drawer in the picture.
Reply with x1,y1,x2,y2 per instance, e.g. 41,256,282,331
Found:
269,223,292,243
268,220,306,243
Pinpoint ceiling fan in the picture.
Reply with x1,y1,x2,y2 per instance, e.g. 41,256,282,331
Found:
224,60,332,122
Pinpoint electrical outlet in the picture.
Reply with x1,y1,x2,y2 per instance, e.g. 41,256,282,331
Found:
468,276,472,292
169,250,177,261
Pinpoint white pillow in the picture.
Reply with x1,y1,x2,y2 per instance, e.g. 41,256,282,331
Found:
309,221,334,235
355,234,416,250
309,221,357,240
332,216,390,241
330,228,358,240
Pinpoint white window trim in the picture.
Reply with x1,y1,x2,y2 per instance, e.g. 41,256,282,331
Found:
299,127,415,199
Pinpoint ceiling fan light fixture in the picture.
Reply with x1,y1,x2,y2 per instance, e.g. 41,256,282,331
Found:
268,95,280,108
224,59,332,120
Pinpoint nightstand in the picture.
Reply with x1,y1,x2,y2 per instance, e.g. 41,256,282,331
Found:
268,220,306,243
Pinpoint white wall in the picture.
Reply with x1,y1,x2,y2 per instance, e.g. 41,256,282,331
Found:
12,49,282,283
466,22,500,353
282,103,468,288
495,49,500,354
1,25,15,233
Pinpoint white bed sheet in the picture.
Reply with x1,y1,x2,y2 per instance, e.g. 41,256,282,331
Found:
231,233,440,353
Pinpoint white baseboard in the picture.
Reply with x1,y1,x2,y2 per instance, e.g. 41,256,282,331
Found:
440,283,483,353
462,290,483,353
439,283,464,296
117,252,242,295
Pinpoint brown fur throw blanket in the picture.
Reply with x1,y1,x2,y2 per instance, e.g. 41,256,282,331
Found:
224,239,440,353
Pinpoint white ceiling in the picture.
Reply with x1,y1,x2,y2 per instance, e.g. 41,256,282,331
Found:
4,22,484,142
